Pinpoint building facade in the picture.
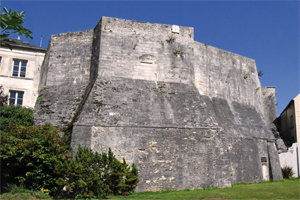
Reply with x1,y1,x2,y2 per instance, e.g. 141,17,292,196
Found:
0,38,46,107
278,94,300,177
278,93,300,146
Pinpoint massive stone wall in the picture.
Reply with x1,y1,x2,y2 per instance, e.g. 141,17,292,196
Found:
261,87,277,125
35,17,282,192
35,29,95,129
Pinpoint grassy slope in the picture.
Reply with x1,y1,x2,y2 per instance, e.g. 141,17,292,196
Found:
111,178,300,199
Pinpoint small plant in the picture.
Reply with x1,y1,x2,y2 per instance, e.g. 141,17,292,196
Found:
258,71,263,77
203,185,212,190
35,94,44,105
40,187,50,194
1,184,51,199
167,35,176,43
4,183,28,194
282,166,294,179
133,44,137,50
244,72,249,79
174,48,184,56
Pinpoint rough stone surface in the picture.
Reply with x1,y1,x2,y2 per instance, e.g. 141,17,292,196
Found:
34,29,96,129
275,138,288,153
269,122,288,153
261,87,277,126
268,142,283,181
34,17,282,191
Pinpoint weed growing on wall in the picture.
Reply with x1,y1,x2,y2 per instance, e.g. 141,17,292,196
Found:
281,166,294,179
35,94,44,105
167,35,176,43
174,48,184,57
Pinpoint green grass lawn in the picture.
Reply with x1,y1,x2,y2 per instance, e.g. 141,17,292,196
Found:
1,179,299,199
110,178,300,200
0,184,52,200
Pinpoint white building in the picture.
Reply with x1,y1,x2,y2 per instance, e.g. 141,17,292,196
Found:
278,93,300,177
0,38,46,107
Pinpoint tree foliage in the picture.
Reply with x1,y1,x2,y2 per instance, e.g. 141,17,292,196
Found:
54,145,139,199
0,105,71,196
0,105,139,198
0,122,71,195
0,105,34,128
0,5,32,49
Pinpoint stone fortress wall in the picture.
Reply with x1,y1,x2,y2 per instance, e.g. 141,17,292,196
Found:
35,17,282,192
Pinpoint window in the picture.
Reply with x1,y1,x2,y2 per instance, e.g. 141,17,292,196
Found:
8,90,24,106
12,60,27,77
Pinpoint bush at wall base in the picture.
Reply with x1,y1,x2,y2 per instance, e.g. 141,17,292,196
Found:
0,122,71,196
54,145,139,199
281,166,294,179
0,105,34,127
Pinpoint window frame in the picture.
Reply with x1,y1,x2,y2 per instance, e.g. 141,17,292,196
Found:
8,90,24,106
11,59,27,78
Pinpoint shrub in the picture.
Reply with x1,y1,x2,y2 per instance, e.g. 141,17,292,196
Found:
54,145,139,199
0,122,71,196
0,105,34,128
282,166,294,179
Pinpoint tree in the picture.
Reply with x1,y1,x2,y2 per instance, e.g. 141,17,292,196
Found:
0,105,71,196
0,105,138,198
0,5,32,49
0,105,34,127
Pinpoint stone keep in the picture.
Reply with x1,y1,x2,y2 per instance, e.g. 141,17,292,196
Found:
35,17,282,191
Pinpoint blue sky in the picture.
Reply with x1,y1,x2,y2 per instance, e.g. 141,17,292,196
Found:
2,0,299,116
